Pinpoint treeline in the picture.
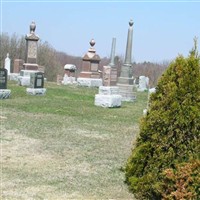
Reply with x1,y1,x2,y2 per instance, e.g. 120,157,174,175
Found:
0,33,168,86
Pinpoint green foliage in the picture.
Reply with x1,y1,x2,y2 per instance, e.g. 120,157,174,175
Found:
125,42,200,199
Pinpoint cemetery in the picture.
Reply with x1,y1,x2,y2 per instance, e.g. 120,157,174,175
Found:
1,19,199,200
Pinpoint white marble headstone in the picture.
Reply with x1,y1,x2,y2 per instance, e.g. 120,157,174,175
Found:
5,53,11,75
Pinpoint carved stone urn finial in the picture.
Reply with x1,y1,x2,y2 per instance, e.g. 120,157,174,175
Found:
90,39,95,47
129,19,134,27
30,21,36,34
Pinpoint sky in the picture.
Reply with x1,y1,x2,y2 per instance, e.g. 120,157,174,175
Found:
1,0,200,63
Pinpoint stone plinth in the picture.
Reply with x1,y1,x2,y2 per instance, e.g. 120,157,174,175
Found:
23,63,39,70
117,83,136,102
18,76,31,86
26,88,46,95
95,94,122,108
99,86,119,95
94,86,122,108
77,78,102,87
0,89,11,99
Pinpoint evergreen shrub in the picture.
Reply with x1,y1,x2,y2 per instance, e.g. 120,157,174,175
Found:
125,41,200,200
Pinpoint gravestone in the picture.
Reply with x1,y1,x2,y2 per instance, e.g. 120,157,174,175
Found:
13,59,24,73
0,68,7,89
23,21,39,70
62,64,77,85
95,38,122,108
30,72,44,88
26,72,46,95
0,68,11,99
103,38,118,86
18,70,39,86
77,39,102,87
117,20,137,101
137,76,149,92
4,53,11,75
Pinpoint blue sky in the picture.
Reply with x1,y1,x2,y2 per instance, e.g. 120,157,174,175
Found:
1,1,200,63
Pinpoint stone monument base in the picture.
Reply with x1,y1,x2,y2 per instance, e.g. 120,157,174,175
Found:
77,78,102,87
0,89,11,99
18,76,31,86
9,73,19,81
26,88,46,95
94,86,122,108
117,83,137,102
62,76,77,85
23,63,39,70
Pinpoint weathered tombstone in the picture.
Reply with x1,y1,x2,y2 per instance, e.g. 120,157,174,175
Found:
0,68,11,99
117,19,137,101
13,59,24,73
4,53,11,75
26,72,46,95
23,21,39,70
62,64,77,85
77,39,102,87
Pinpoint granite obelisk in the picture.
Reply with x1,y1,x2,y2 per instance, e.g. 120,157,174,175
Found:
117,19,136,101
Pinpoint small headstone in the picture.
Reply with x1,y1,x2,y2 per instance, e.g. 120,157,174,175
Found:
137,76,149,92
26,72,46,95
0,68,11,99
0,68,7,89
30,72,44,88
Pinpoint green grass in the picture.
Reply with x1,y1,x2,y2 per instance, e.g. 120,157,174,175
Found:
1,81,148,199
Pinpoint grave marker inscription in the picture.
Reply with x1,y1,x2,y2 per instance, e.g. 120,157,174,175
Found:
0,68,7,89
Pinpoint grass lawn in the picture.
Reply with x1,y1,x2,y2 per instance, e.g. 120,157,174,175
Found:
1,81,148,199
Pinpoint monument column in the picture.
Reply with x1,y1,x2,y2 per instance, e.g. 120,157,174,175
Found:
117,19,136,101
109,37,116,67
23,21,39,70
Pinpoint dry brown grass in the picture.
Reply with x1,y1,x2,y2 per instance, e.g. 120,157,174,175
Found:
1,82,147,199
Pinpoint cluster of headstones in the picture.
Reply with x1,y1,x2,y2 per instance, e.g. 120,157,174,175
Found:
1,20,152,110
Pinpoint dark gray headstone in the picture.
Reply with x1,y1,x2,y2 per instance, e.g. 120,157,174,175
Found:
0,68,7,89
30,72,44,88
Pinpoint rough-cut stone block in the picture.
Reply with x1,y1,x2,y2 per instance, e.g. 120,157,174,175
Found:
95,94,122,108
77,78,102,87
98,86,119,95
26,88,46,95
18,76,30,86
0,89,11,99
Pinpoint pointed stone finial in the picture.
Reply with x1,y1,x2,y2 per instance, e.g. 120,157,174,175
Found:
90,39,95,47
88,39,96,53
30,21,36,34
129,19,134,27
